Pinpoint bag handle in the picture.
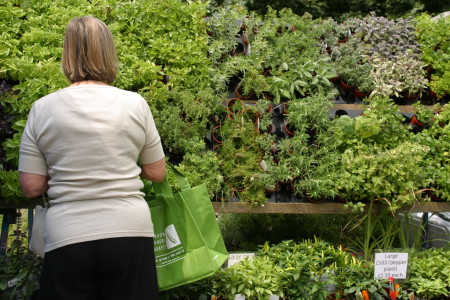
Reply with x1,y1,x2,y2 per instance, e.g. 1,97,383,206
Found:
152,177,184,224
165,161,191,191
42,194,49,208
153,177,174,202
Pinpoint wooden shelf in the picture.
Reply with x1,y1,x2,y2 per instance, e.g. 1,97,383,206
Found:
212,201,450,214
0,198,42,210
3,198,450,214
333,104,416,113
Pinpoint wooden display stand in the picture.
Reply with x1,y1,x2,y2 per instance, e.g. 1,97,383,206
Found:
212,201,450,214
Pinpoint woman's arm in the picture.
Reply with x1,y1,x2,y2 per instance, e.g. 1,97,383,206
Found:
140,158,166,183
19,172,49,198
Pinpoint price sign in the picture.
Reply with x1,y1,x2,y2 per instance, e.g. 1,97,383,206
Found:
374,252,409,279
226,252,255,267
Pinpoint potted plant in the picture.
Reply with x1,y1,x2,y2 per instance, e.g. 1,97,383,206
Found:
331,53,374,99
340,261,390,300
167,151,223,199
215,107,272,206
416,13,450,100
411,101,437,128
292,142,341,203
331,97,431,210
347,13,427,101
212,255,285,300
259,239,355,300
0,225,42,299
255,99,275,134
405,248,450,299
369,53,428,101
413,102,450,201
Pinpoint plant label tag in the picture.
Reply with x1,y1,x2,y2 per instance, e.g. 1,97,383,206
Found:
226,252,255,267
7,278,18,288
374,252,409,279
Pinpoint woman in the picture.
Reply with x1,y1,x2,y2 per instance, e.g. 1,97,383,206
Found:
18,16,165,300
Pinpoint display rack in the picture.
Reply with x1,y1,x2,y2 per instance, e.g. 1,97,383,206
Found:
212,201,450,214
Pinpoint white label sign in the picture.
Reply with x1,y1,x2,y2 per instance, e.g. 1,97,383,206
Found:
7,278,18,288
374,252,409,279
227,252,255,267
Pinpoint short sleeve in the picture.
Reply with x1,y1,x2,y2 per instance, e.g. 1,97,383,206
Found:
139,100,165,164
18,104,48,175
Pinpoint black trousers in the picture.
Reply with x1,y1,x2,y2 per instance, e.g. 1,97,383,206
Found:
38,237,160,300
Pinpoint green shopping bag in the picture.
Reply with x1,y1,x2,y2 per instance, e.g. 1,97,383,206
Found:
147,162,228,291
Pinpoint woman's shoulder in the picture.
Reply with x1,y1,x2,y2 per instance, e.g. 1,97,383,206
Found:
32,89,63,106
33,85,147,108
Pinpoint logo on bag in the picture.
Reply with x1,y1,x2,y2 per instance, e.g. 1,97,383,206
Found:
165,224,181,249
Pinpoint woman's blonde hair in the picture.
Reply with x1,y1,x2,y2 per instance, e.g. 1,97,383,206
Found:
62,16,118,84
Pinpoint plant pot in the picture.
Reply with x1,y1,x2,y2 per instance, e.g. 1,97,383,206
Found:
428,89,438,99
263,91,274,101
283,122,295,137
233,185,249,193
338,36,349,44
256,117,275,134
212,126,223,144
263,68,272,77
353,87,369,99
211,112,227,125
235,86,254,100
339,78,352,93
426,189,444,201
329,76,341,84
335,195,348,203
216,184,234,202
410,115,424,127
278,178,295,192
273,103,288,116
212,143,222,153
305,195,325,204
265,183,279,194
401,91,420,101
226,98,248,119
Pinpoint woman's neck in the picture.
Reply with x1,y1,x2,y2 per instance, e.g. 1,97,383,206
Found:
70,80,108,87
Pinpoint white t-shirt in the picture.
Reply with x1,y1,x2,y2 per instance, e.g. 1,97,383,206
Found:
19,84,165,252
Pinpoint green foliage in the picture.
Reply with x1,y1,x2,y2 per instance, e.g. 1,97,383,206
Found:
413,103,450,200
213,255,285,299
160,277,214,300
346,203,407,260
218,213,354,251
245,0,428,22
167,151,223,198
0,227,42,299
2,1,450,209
258,239,349,299
333,97,411,151
348,13,428,99
208,238,450,299
268,57,337,103
0,0,213,204
336,142,430,209
340,260,389,300
332,98,432,208
151,86,218,157
406,248,450,299
0,170,25,202
416,13,450,99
